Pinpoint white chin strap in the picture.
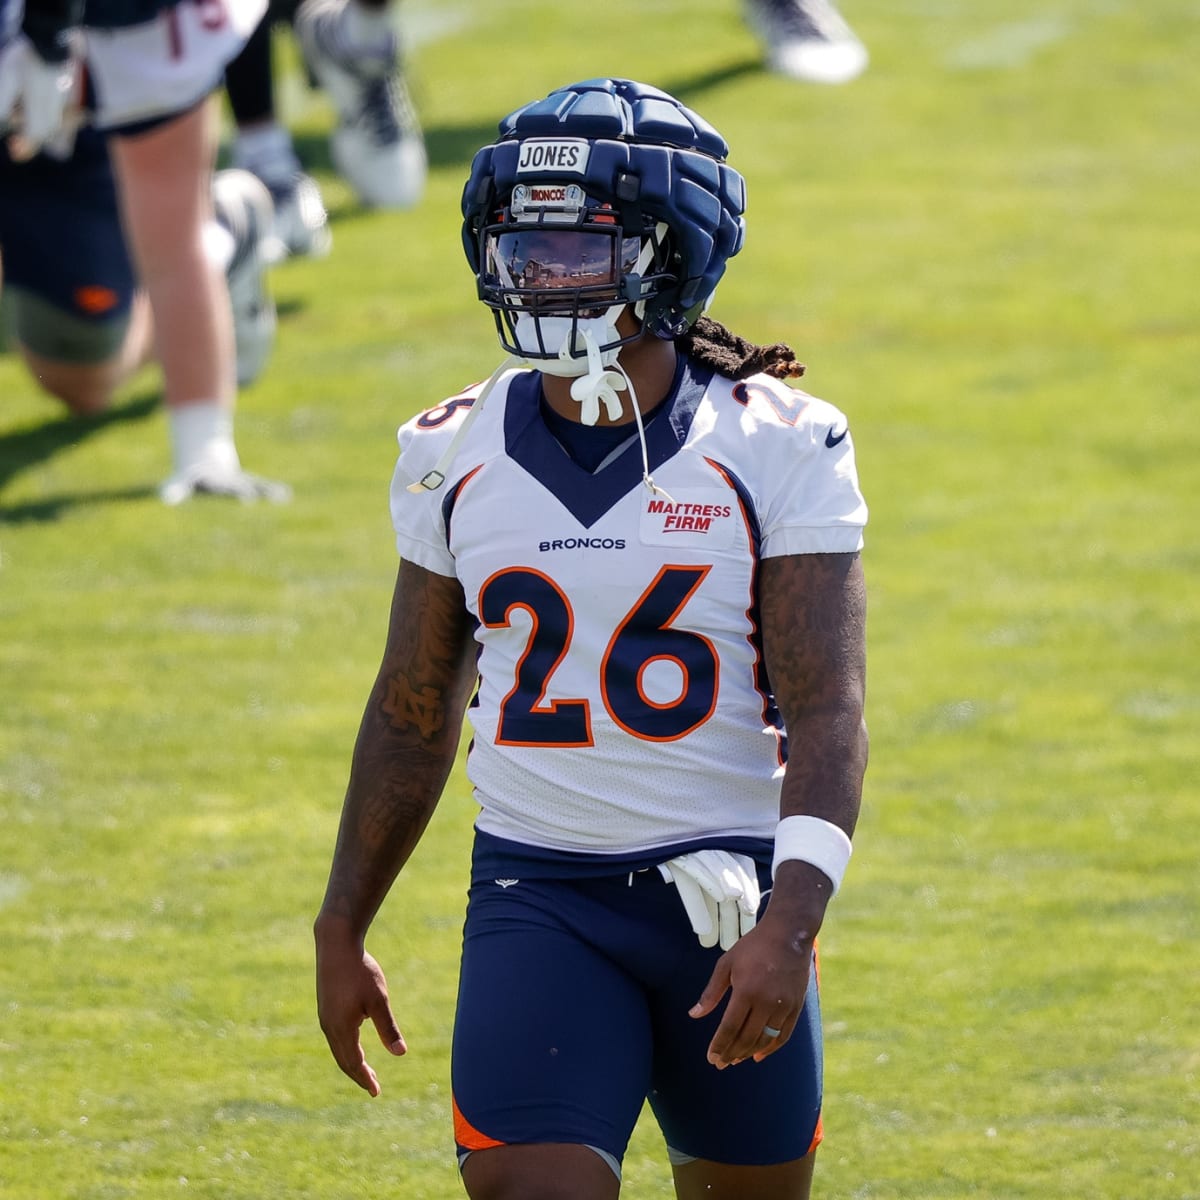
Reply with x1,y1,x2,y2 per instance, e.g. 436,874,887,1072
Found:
515,312,620,378
512,308,626,426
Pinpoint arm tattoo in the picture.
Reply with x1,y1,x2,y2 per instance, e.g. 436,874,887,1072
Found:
760,553,868,835
381,674,446,738
320,562,476,930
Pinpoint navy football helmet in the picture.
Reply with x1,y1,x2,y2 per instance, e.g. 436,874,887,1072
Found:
461,78,747,360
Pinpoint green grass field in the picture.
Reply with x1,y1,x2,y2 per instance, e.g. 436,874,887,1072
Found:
2,2,1198,1196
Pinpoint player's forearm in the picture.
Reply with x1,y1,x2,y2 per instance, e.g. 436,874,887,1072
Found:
315,561,475,941
759,551,868,934
778,706,868,835
316,715,460,941
765,707,867,934
763,700,868,921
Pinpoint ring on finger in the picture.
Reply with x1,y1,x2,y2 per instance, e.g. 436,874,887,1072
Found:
762,1025,782,1039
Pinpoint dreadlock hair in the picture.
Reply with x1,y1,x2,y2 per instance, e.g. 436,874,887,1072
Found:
678,316,806,382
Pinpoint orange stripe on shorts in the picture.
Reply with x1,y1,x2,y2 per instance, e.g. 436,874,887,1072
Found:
808,1113,825,1154
452,1094,506,1152
808,938,824,1155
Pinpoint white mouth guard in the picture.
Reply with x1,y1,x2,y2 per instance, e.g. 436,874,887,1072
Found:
568,326,627,426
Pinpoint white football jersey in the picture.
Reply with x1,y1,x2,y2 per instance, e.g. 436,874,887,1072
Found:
82,0,268,131
389,357,867,856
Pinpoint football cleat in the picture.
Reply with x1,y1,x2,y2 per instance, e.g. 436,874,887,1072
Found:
212,168,278,386
295,0,427,210
743,0,869,84
231,129,332,260
266,171,333,262
160,461,292,505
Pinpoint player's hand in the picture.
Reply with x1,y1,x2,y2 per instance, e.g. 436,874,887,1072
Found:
688,913,813,1070
0,34,81,160
315,924,407,1096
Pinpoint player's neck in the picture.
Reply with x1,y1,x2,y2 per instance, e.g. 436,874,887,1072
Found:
540,331,678,428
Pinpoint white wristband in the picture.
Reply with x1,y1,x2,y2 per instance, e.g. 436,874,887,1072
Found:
771,815,853,895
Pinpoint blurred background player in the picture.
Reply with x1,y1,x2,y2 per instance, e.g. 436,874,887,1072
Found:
744,0,867,84
0,124,276,411
0,0,289,502
224,0,425,259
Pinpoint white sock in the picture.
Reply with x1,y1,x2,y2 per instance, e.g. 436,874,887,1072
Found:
168,401,240,476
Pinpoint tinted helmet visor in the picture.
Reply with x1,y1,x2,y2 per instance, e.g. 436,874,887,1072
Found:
483,228,643,317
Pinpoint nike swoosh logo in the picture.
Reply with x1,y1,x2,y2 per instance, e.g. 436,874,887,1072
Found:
825,426,848,448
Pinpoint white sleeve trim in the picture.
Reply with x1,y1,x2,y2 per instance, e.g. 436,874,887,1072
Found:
394,533,456,577
761,525,865,557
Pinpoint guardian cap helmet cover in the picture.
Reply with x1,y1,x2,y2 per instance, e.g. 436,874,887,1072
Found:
461,77,747,363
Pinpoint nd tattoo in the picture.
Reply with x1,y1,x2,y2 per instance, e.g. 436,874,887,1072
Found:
382,673,446,738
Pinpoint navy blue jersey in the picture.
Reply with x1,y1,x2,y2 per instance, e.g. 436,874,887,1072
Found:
16,0,83,58
7,0,191,58
83,0,185,29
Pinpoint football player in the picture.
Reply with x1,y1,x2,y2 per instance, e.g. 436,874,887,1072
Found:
314,78,868,1200
0,0,288,502
0,126,278,408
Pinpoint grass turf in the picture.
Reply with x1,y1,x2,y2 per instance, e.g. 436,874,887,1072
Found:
1,2,1198,1196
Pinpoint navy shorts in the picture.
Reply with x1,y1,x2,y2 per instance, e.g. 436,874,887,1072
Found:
0,128,136,358
451,860,823,1168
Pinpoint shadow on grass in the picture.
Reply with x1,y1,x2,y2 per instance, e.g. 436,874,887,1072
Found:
0,484,161,524
0,390,160,521
275,295,308,320
658,59,766,110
